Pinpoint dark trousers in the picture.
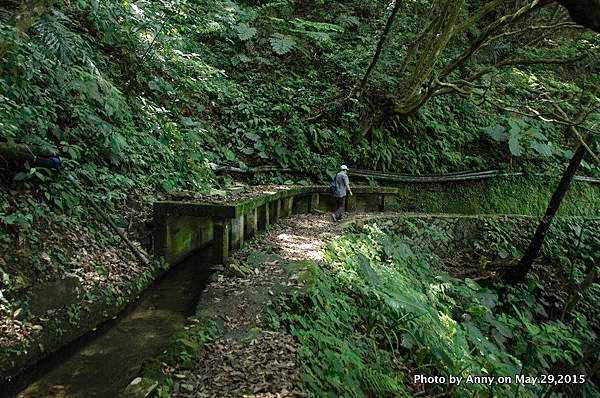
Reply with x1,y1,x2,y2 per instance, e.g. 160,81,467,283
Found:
333,196,346,220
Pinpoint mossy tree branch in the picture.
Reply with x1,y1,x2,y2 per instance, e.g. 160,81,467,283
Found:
352,0,404,99
364,0,595,119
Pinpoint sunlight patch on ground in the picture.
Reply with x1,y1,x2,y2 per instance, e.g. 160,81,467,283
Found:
275,233,325,261
269,214,353,262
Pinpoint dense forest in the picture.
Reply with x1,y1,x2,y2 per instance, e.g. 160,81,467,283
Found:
0,0,599,397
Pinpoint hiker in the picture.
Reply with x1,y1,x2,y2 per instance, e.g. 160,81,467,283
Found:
331,165,352,222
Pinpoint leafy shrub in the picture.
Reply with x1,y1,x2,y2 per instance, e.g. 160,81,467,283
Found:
272,221,599,397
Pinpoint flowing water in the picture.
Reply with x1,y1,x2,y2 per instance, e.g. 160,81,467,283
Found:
1,247,216,398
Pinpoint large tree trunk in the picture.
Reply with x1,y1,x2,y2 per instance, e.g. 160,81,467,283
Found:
556,0,600,33
355,0,597,120
391,0,545,117
506,143,587,283
393,0,464,116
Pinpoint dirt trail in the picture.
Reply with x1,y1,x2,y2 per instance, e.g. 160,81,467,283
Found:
166,212,380,397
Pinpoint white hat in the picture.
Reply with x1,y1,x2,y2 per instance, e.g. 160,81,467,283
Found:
340,165,348,170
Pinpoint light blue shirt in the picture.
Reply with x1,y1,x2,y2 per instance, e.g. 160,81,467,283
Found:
334,172,350,198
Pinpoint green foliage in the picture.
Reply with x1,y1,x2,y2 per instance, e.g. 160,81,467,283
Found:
0,0,596,183
273,220,599,397
235,23,257,41
270,33,296,55
271,260,408,397
162,320,218,369
485,117,560,158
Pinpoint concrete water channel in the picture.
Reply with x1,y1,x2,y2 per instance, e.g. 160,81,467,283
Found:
1,186,401,397
2,248,216,397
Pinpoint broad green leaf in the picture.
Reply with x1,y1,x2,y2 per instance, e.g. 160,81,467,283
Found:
356,254,381,286
177,338,199,351
508,133,522,156
14,172,28,181
235,23,257,41
507,119,521,135
270,34,296,55
161,180,175,193
222,148,236,161
527,128,546,141
485,125,507,142
563,149,574,159
0,212,33,225
245,132,261,142
401,334,414,349
464,278,481,291
530,141,553,157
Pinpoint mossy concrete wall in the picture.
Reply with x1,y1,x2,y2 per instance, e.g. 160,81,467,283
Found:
383,178,600,216
164,216,213,265
153,186,400,266
0,266,159,385
153,181,600,267
347,213,600,262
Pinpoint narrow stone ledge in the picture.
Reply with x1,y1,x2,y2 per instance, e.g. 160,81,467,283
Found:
153,186,402,267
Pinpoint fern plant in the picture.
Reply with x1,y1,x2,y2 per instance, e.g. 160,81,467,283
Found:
32,9,89,64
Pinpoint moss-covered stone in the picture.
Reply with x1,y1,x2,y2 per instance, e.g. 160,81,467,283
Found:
0,268,158,383
122,377,158,398
384,177,599,216
28,275,82,317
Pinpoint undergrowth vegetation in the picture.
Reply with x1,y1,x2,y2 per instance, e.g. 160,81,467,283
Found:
1,0,599,387
2,0,598,187
271,217,600,397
